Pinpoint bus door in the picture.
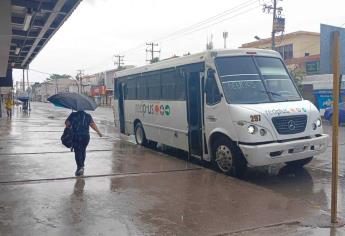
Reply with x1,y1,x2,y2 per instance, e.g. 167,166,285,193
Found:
118,82,126,134
186,72,205,159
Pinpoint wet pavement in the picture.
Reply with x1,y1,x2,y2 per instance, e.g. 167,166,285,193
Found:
0,102,345,235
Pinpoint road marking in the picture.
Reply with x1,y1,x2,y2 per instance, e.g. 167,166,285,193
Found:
0,149,113,156
0,168,203,185
214,220,300,235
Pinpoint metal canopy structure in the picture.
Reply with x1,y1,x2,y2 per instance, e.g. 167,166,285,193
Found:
0,0,82,77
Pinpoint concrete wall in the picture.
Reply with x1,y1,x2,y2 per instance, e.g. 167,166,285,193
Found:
242,32,320,58
303,74,345,90
0,0,11,77
292,35,320,58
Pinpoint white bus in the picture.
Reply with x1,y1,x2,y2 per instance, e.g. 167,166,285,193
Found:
112,49,329,177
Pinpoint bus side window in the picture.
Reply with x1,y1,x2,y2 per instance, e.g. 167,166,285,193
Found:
146,72,161,100
161,69,176,100
137,75,147,100
176,70,185,100
114,80,118,99
205,69,221,105
126,77,137,100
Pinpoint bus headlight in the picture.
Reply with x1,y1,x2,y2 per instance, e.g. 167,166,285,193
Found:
316,118,322,127
312,118,322,130
247,125,257,134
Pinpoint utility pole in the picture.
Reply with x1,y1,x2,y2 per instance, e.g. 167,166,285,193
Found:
331,31,340,224
146,42,160,64
263,0,284,50
77,70,84,94
206,34,214,50
223,31,228,49
114,55,125,70
271,0,277,50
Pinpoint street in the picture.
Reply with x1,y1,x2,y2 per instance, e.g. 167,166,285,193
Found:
0,102,345,235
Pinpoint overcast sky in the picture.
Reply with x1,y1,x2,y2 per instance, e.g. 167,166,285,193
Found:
13,0,345,83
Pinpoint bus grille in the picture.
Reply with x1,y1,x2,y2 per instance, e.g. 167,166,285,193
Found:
272,115,307,135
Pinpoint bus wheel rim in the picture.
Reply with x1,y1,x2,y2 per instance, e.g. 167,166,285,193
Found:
136,127,143,144
215,145,233,172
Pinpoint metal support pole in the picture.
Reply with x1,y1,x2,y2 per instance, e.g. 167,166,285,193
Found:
22,69,25,91
26,68,29,90
331,30,340,224
0,90,2,118
271,0,277,50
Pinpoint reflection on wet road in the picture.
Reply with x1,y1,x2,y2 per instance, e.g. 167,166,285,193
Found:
0,102,344,235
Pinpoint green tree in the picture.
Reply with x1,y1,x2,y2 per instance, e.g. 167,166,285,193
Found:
289,67,305,93
151,57,160,64
46,74,71,82
44,74,72,93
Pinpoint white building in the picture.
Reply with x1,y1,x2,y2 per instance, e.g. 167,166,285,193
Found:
32,78,79,102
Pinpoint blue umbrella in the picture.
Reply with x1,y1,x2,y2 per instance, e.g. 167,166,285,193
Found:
18,96,29,102
48,92,97,111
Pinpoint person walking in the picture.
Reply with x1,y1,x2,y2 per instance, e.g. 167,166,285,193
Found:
65,111,102,176
5,96,13,118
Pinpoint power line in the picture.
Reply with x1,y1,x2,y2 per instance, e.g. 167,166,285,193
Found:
118,0,260,56
28,68,52,76
153,0,258,43
84,0,261,72
160,5,260,43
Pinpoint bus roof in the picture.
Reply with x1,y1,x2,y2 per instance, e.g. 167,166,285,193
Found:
114,48,281,78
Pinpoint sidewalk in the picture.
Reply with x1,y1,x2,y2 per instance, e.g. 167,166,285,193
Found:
0,102,344,235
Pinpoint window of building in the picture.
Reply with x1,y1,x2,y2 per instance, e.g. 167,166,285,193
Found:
276,44,293,60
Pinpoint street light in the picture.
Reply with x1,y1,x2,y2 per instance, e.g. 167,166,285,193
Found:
23,9,33,31
254,35,261,40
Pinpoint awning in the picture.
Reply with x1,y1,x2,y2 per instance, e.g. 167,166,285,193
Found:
0,0,82,78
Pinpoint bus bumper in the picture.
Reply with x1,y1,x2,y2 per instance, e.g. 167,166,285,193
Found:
239,134,329,167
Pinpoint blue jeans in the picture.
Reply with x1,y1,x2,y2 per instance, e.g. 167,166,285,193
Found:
73,134,90,169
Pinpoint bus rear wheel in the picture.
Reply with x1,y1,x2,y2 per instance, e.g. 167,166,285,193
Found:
212,137,247,177
135,123,148,146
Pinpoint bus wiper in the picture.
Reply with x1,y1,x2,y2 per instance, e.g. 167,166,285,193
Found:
284,98,301,101
259,90,283,97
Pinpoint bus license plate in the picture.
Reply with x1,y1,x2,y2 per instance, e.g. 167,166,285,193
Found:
293,146,305,153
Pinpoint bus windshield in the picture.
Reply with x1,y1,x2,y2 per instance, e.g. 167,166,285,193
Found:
215,56,301,104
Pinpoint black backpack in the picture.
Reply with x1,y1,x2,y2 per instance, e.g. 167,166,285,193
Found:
61,112,86,149
61,127,74,149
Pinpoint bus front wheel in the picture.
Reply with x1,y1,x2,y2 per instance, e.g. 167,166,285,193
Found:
135,123,148,146
212,137,247,178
